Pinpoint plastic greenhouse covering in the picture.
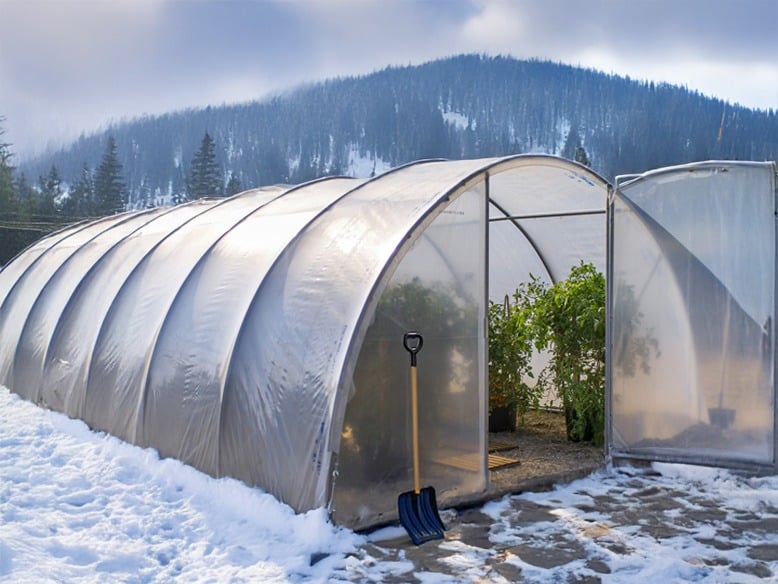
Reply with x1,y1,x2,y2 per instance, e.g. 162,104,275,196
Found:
0,155,607,529
608,160,778,472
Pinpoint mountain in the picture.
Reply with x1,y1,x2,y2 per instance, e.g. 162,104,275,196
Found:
20,54,778,208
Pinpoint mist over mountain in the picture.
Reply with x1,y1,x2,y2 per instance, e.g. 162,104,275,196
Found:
20,54,778,208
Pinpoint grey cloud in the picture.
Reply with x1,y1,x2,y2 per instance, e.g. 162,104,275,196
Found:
0,0,775,158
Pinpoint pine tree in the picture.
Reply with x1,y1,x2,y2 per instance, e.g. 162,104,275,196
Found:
562,127,591,167
574,145,591,167
0,117,15,215
561,127,582,161
14,173,34,216
1,118,18,264
188,131,223,199
0,118,36,265
93,136,126,215
62,163,94,218
37,165,62,217
225,172,242,196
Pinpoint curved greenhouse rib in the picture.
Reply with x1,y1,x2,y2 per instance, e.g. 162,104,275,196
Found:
42,201,218,418
131,183,323,468
488,197,555,283
0,211,151,389
81,190,279,439
12,208,164,403
216,159,443,502
333,156,515,401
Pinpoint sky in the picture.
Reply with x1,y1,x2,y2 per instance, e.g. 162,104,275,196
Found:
2,385,777,582
1,0,777,159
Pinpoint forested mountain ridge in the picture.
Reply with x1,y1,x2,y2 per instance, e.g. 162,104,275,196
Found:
19,54,778,209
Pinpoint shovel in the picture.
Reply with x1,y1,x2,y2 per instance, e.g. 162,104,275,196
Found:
398,331,445,545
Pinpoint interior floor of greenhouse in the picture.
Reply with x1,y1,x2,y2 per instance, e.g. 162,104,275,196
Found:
475,408,605,506
342,410,604,530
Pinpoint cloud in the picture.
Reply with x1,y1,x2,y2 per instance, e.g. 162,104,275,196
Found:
0,0,776,158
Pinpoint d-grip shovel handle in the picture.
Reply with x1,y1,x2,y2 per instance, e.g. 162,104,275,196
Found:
403,331,423,366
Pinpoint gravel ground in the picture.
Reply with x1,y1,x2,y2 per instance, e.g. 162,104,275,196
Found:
485,409,605,501
341,416,778,582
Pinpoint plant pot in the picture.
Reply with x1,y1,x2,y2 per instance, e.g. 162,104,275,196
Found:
564,406,595,442
489,405,517,433
708,407,735,429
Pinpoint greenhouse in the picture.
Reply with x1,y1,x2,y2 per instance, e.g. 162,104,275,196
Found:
608,160,778,472
0,154,607,529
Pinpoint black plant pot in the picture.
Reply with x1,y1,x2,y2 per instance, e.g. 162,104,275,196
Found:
489,405,517,433
708,407,735,429
565,406,595,442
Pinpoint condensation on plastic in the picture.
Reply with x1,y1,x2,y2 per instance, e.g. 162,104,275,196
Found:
0,155,610,527
610,162,776,466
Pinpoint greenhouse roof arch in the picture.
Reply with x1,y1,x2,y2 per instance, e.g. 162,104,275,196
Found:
0,155,608,529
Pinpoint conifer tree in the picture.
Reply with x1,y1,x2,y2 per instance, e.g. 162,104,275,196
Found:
561,127,582,161
562,127,591,167
14,172,34,216
1,118,18,264
62,163,94,218
93,136,126,215
574,145,591,167
188,131,223,199
225,172,242,196
0,117,15,215
0,118,35,264
37,165,62,217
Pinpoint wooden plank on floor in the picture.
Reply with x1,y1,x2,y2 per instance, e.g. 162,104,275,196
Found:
434,452,521,472
488,440,515,453
488,453,521,470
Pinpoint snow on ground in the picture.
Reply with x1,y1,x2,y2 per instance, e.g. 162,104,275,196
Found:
2,385,778,583
0,388,362,583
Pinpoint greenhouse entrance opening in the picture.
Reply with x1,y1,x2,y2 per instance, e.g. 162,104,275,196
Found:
331,156,608,528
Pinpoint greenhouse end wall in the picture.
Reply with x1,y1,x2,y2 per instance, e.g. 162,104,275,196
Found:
608,161,778,470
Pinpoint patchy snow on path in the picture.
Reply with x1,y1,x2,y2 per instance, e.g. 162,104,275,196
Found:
2,385,778,583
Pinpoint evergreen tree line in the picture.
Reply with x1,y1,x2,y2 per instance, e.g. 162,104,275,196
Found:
20,54,778,211
0,119,240,264
6,55,778,262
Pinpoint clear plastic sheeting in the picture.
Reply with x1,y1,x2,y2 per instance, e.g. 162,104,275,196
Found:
0,155,609,529
488,157,607,298
609,161,778,469
333,185,487,529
